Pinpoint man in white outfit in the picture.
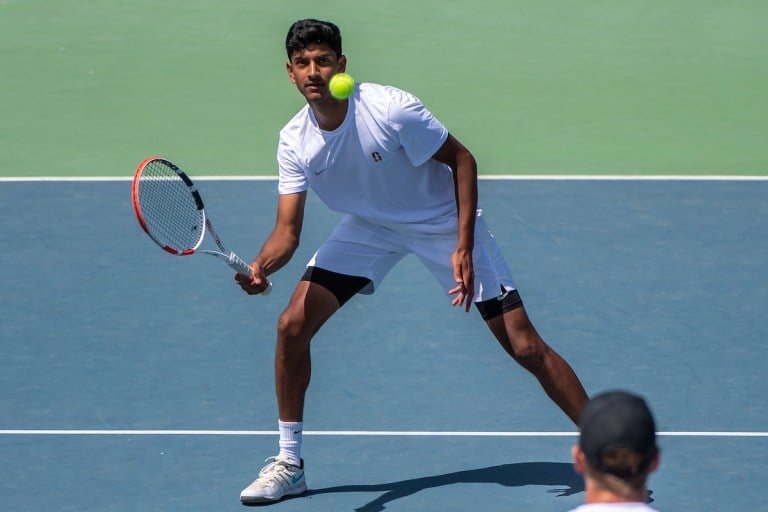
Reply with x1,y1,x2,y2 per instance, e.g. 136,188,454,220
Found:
237,18,589,504
568,390,661,511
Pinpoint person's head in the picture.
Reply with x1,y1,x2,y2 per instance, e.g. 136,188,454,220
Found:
572,390,660,501
285,19,342,60
285,19,347,104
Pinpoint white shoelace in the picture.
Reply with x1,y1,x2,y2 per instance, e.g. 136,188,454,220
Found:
253,457,300,488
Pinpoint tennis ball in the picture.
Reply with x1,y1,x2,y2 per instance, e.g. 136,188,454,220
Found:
329,73,355,100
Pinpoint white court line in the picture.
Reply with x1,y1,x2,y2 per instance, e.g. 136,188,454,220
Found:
0,176,276,182
477,175,768,181
0,430,766,437
0,175,767,182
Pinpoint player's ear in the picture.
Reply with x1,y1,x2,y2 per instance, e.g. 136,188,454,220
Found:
338,54,347,73
648,450,661,473
286,63,295,82
571,445,586,474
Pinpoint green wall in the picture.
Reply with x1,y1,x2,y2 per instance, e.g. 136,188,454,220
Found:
2,1,766,176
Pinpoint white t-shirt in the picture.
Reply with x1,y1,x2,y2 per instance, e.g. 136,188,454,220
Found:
277,82,454,227
568,503,660,512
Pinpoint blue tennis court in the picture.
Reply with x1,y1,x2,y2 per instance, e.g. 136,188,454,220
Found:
1,178,767,511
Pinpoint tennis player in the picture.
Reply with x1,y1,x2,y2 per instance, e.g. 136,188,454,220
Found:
236,18,589,504
568,390,661,511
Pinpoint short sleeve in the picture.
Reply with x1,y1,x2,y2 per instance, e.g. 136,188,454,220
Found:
386,88,449,167
277,136,308,195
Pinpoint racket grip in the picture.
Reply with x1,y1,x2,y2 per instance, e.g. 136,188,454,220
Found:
228,252,272,295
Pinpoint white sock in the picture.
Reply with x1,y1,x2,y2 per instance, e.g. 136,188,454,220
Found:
278,420,303,466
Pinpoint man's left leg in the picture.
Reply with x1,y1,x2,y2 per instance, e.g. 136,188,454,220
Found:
484,305,588,424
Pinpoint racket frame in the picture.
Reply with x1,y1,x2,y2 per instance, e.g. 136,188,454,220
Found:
132,157,206,256
131,156,272,294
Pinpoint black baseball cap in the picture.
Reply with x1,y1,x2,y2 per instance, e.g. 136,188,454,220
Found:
578,390,658,478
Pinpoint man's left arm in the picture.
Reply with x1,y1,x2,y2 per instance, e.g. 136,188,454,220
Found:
432,133,478,312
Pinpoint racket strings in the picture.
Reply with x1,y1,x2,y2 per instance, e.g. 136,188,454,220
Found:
137,160,204,252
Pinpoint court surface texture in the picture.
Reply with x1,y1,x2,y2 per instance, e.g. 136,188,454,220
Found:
1,177,766,511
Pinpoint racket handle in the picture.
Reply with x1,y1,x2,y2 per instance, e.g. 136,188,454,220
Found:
228,252,272,295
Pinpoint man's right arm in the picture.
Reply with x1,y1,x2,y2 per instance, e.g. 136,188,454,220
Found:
236,191,306,294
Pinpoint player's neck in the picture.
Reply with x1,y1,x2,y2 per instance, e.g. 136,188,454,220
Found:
584,479,649,504
310,98,348,131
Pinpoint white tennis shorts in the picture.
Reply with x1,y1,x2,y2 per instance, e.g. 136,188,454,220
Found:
307,209,516,303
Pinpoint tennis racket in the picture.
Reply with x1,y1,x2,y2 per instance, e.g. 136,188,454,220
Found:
131,156,272,295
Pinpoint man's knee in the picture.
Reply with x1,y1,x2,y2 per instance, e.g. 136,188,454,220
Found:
277,307,303,339
276,306,315,354
509,336,549,371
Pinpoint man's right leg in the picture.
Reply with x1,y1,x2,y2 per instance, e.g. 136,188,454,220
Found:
240,280,339,504
241,269,371,504
275,279,342,423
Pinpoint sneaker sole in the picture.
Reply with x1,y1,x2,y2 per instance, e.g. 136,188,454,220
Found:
240,482,308,504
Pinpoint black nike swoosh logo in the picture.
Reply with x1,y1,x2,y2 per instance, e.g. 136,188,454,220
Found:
314,168,328,175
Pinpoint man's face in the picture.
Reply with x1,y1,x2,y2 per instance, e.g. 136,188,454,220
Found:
287,44,346,104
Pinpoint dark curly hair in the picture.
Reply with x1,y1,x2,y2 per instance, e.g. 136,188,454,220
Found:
285,19,343,59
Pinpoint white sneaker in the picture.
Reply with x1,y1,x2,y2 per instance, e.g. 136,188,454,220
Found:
240,456,307,504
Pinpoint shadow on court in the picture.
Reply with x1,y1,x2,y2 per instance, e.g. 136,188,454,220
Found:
284,462,584,511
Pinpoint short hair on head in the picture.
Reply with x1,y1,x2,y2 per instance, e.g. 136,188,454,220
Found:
285,19,342,59
585,460,649,498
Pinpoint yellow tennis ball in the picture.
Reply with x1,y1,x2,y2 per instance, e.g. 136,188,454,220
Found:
329,73,355,100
